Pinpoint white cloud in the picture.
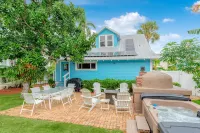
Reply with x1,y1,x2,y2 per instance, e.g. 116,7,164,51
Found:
90,29,96,34
103,12,146,35
186,1,200,13
151,33,181,53
185,6,191,11
162,18,175,23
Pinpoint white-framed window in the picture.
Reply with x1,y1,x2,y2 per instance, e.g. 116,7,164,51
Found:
76,62,97,70
99,35,114,47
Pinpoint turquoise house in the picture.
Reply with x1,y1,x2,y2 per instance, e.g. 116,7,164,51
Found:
54,27,159,86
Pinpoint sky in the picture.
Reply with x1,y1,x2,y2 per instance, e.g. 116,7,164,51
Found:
66,0,200,53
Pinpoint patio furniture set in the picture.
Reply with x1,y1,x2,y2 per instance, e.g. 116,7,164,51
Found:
20,82,132,116
20,84,76,116
79,82,132,115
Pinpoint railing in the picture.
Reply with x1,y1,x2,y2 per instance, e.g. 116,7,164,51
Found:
85,51,137,57
63,72,70,87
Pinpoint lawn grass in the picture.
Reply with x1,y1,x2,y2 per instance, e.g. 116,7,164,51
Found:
0,94,23,111
192,100,200,105
0,115,122,133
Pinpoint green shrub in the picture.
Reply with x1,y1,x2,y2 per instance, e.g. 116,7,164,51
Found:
82,78,136,92
173,82,181,87
48,78,56,88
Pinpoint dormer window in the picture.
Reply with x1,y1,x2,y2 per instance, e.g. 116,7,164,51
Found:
99,35,113,47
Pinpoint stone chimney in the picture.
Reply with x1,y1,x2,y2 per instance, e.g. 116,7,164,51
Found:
136,71,147,87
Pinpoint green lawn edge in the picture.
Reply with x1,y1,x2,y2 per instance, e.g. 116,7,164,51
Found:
0,115,122,133
0,94,23,111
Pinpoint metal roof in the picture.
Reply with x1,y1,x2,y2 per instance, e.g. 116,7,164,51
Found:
84,34,159,60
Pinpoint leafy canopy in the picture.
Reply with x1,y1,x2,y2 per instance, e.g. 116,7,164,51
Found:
160,39,200,88
0,0,96,82
137,21,160,43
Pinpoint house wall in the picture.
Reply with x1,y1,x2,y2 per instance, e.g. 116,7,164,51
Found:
95,28,119,48
69,60,150,80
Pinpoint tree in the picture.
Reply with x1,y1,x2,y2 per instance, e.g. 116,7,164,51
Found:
137,21,160,43
188,3,200,34
0,0,96,93
160,39,200,88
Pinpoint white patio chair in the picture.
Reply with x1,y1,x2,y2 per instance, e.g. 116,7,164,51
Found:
31,87,49,100
116,83,129,92
20,93,46,116
68,87,76,102
112,92,132,116
30,87,40,93
67,83,75,88
93,82,106,99
31,87,41,99
51,89,71,108
79,91,100,112
195,88,200,97
43,85,50,90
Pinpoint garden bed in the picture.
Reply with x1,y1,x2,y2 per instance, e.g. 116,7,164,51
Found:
0,88,22,95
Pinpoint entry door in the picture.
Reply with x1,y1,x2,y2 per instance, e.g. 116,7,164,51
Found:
61,62,69,82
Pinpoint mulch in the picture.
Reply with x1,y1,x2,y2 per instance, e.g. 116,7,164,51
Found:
0,88,22,95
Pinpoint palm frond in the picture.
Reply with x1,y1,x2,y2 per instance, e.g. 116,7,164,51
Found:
87,22,96,29
188,29,200,34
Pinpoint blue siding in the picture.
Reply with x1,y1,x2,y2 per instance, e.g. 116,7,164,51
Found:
95,28,119,48
69,60,150,80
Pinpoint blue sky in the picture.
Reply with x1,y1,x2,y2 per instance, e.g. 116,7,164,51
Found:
67,0,200,53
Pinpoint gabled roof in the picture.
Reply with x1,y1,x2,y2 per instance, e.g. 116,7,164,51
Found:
97,26,120,37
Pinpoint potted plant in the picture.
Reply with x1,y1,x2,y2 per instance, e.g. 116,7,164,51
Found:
48,78,56,88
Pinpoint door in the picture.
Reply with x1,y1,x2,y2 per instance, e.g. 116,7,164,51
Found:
61,61,69,82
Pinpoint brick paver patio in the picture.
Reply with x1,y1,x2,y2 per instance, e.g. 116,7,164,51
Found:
0,92,134,131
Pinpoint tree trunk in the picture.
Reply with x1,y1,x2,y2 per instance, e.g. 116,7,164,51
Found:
21,82,30,98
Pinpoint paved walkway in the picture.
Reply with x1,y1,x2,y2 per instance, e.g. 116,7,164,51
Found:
0,92,134,131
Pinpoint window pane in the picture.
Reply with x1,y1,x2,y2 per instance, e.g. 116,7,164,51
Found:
91,63,96,69
82,63,91,69
107,35,113,40
107,41,113,46
77,64,82,69
100,36,105,41
100,42,105,47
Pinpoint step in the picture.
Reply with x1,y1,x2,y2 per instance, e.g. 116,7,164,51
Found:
135,116,150,133
126,120,138,133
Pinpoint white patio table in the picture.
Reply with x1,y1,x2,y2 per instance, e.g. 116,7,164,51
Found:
36,87,66,109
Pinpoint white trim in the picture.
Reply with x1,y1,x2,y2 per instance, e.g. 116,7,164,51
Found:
82,56,160,61
55,64,57,81
150,59,153,71
69,61,71,79
60,61,62,81
97,26,120,37
75,61,97,71
99,34,114,48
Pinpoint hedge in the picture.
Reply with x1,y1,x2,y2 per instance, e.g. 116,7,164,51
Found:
82,79,136,92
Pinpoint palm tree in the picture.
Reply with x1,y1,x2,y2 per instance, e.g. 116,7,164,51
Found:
188,29,200,34
85,21,96,36
137,21,160,43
